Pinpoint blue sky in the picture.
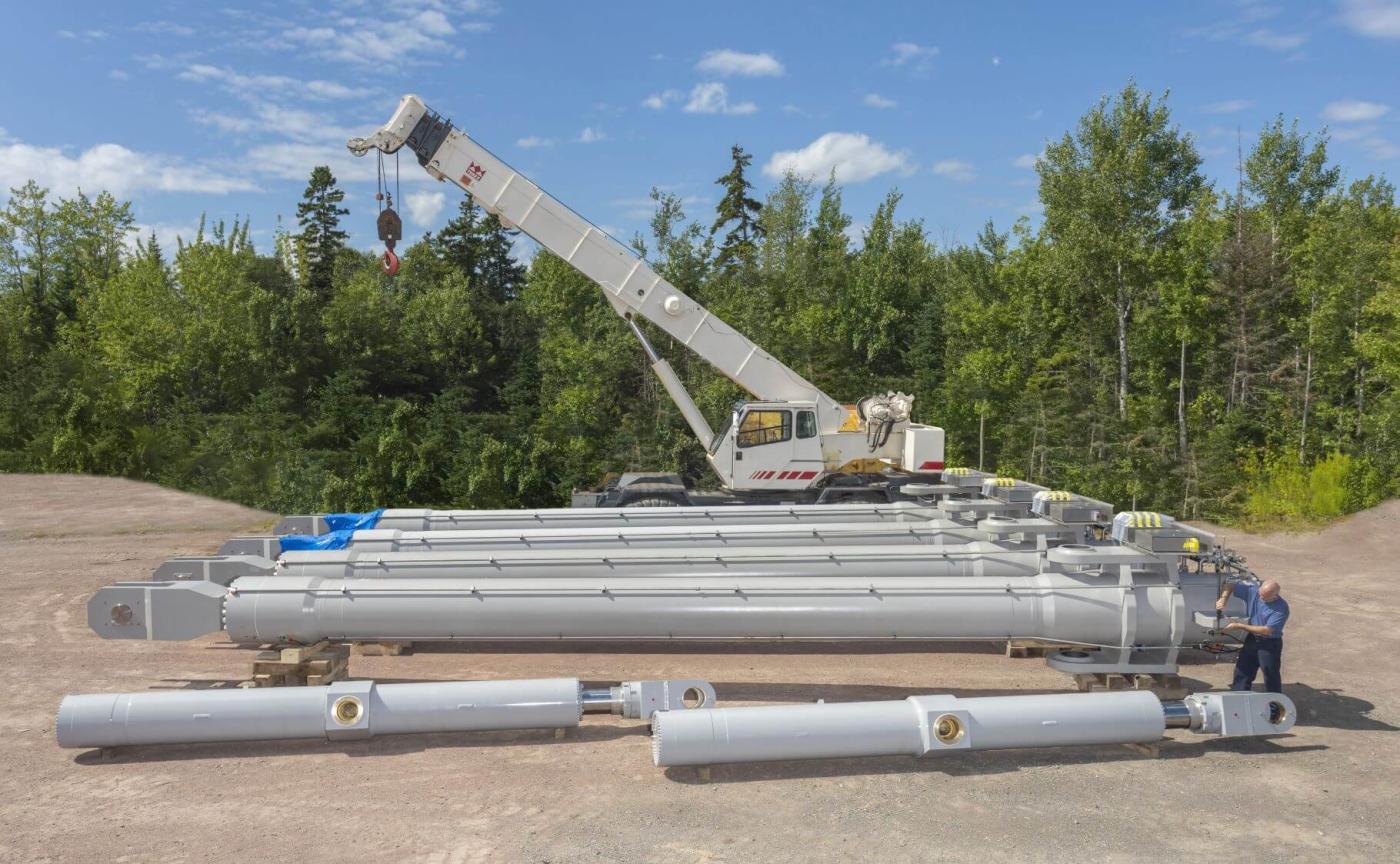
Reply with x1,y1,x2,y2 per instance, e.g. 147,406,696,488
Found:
2,1,1397,255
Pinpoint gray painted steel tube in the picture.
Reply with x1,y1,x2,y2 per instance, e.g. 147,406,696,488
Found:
214,571,1220,645
354,502,950,533
56,678,583,748
651,691,1163,766
274,542,1046,582
342,520,994,553
651,690,1299,766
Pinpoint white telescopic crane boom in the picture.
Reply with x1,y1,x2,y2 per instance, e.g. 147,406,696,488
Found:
348,95,847,433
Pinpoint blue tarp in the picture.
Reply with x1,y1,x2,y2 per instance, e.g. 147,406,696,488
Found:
278,508,385,552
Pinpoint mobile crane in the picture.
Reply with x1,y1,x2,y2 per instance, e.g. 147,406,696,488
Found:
348,95,945,506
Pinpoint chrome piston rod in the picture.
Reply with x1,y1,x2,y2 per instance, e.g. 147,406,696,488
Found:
651,690,1297,766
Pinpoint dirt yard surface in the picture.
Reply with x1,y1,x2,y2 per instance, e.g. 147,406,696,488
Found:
1,474,1396,863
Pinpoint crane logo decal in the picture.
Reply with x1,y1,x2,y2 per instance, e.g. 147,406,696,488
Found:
461,162,486,186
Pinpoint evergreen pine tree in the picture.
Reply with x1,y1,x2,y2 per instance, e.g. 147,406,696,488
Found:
710,145,764,271
433,199,525,302
295,166,349,299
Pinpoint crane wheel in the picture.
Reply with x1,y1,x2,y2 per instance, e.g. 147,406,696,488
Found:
381,249,400,276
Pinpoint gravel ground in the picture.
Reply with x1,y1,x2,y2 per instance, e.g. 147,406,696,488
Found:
1,473,1396,863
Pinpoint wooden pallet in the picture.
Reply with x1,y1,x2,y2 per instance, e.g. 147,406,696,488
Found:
350,641,413,657
241,641,350,688
1004,640,1095,659
1072,672,1187,700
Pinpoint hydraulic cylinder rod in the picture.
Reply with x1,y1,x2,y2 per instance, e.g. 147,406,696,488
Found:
651,690,1297,766
56,677,715,749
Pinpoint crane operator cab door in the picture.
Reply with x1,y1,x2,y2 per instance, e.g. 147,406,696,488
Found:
722,402,824,490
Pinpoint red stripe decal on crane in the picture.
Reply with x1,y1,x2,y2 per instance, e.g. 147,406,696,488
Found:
918,461,945,470
799,470,819,480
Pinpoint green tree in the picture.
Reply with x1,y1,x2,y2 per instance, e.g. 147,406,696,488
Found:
295,166,349,299
1039,83,1203,419
710,145,764,271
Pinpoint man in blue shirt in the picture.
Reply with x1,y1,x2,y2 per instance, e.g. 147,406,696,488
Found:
1216,580,1289,693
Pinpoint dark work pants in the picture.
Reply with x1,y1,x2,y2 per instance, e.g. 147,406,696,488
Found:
1232,634,1283,693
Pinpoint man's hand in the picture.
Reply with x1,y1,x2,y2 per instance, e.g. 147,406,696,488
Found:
1216,596,1228,612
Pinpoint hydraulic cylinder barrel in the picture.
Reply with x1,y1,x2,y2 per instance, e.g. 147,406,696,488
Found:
56,678,583,749
651,690,1297,766
212,570,1217,645
273,543,1045,582
339,502,949,533
343,520,994,553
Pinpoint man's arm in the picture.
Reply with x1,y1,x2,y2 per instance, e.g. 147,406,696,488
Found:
1224,619,1274,636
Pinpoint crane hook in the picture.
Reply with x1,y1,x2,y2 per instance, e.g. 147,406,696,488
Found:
376,200,403,278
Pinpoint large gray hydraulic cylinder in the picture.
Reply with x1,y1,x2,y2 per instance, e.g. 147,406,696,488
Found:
277,502,949,535
344,520,994,553
58,678,583,748
56,677,716,749
651,690,1297,766
212,568,1215,645
275,542,1046,582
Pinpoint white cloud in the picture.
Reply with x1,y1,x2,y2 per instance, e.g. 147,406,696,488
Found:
1203,99,1253,114
1331,124,1375,141
1323,99,1391,122
695,49,784,77
1340,0,1400,38
932,159,976,182
0,140,257,198
406,190,446,226
1362,136,1400,159
883,42,939,72
108,69,130,81
992,56,1001,66
1242,28,1306,51
1012,153,1039,169
763,132,911,183
178,64,373,102
683,82,757,115
577,127,606,143
863,93,897,109
134,20,196,37
642,89,681,110
516,136,555,149
281,9,483,64
58,29,108,41
191,109,258,134
244,142,382,182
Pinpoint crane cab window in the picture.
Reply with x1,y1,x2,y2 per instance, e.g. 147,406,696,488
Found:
796,410,817,439
737,410,792,448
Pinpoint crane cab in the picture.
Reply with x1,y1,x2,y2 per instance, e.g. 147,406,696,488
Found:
707,402,824,491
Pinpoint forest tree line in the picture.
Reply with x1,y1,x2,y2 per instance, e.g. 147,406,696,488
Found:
1,84,1397,526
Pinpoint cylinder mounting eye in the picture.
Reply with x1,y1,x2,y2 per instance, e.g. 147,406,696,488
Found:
1267,700,1288,726
109,604,133,626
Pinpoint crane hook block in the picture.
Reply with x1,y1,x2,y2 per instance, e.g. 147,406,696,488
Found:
381,248,400,276
377,206,403,247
